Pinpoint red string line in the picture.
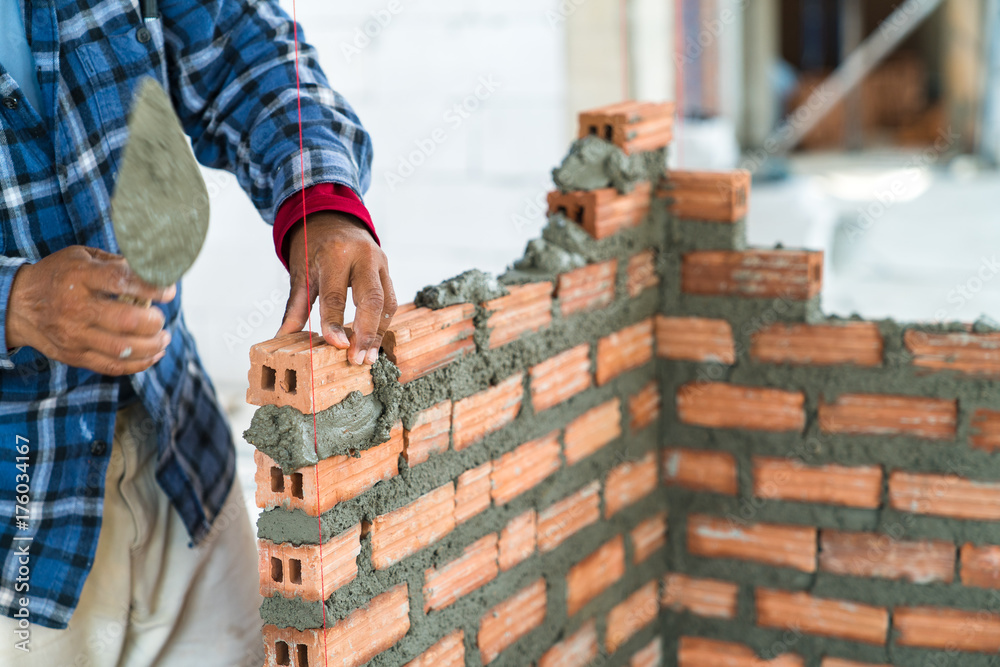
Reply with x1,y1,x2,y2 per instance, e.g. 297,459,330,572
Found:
620,0,629,100
290,1,331,663
675,0,684,166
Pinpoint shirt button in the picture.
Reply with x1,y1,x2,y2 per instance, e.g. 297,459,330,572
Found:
2,97,18,110
136,27,152,44
91,440,108,456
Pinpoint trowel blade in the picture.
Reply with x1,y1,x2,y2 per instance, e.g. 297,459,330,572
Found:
111,77,209,288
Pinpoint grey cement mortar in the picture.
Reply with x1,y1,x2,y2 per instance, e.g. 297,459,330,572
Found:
414,269,507,310
552,136,666,194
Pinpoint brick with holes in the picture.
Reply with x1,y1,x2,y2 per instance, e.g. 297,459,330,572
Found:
452,374,524,451
262,583,409,667
254,424,404,516
530,344,592,413
662,169,751,222
557,259,618,316
627,250,659,297
662,447,738,495
538,619,598,667
752,457,883,509
888,471,1000,520
478,578,547,664
677,637,804,667
751,322,883,367
597,318,654,385
483,282,553,349
368,483,456,570
605,451,658,518
893,606,1000,652
818,393,957,440
677,382,805,432
655,316,735,364
258,526,361,602
629,381,660,432
662,573,738,619
819,530,955,584
904,329,1000,376
498,509,536,572
578,101,675,154
247,331,374,413
455,461,492,524
537,481,601,553
687,514,817,572
631,512,667,563
606,581,659,653
961,543,1000,589
682,250,823,300
566,535,625,615
756,588,888,645
490,431,561,506
547,183,653,240
404,630,465,667
383,303,476,384
424,533,498,612
564,399,622,465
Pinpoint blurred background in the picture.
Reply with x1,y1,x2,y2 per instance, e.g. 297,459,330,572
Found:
179,0,1000,511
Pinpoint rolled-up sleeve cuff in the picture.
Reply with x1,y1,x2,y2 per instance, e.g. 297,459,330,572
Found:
0,257,30,369
273,183,379,271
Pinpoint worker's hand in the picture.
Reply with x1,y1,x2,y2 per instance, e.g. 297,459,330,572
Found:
5,246,175,375
277,212,396,365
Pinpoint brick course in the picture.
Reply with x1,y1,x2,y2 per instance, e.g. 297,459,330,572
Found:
384,303,476,384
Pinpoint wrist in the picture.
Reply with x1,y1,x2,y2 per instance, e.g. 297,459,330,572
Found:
6,264,35,351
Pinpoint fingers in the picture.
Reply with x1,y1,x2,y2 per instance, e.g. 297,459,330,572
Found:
80,327,171,365
317,262,351,350
84,252,176,303
276,270,317,338
366,266,397,365
74,348,168,377
347,261,385,366
92,298,166,337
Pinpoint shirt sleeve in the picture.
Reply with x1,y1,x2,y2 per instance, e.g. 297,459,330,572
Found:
159,0,372,224
0,257,30,369
273,184,380,271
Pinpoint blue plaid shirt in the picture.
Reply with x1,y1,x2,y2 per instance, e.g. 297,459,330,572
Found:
0,0,372,629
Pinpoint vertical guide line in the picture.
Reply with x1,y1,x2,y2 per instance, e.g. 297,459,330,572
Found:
620,0,630,100
290,1,331,664
674,0,685,166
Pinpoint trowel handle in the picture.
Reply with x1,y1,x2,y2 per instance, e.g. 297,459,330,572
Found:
118,294,153,309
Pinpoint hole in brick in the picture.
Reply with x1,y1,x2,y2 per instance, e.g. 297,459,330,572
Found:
574,208,584,223
297,644,309,667
271,556,283,583
270,467,284,493
588,125,598,136
275,641,290,665
291,472,304,499
261,365,276,391
557,206,568,217
604,124,614,141
288,558,302,584
283,368,297,395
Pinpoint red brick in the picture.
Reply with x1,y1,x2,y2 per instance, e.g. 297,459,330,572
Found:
662,448,738,495
818,393,957,440
424,534,499,612
893,606,1000,652
262,584,409,667
752,457,883,509
627,250,659,297
597,318,655,385
578,101,675,154
961,543,1000,589
821,660,890,667
384,303,476,383
564,399,622,465
557,259,618,316
629,381,661,432
248,331,374,413
258,526,361,602
455,461,492,524
452,374,524,450
368,483,456,570
607,581,660,653
819,530,955,584
655,316,735,364
254,424,404,517
605,452,659,518
403,401,451,467
490,431,561,505
751,322,883,367
889,471,1000,520
404,630,465,667
905,329,1000,376
630,638,662,667
677,637,804,667
677,382,805,432
970,408,1000,452
483,282,553,349
682,250,823,300
478,578,547,664
756,588,889,645
662,573,738,619
538,620,598,667
566,536,626,616
631,512,667,563
530,344,592,413
498,509,536,571
687,514,817,573
548,183,653,240
663,169,751,222
537,481,601,553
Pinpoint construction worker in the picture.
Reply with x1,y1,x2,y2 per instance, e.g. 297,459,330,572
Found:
0,0,395,664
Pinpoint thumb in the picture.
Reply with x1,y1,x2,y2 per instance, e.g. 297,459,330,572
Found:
276,272,314,337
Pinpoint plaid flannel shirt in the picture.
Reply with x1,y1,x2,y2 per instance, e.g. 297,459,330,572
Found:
0,0,372,629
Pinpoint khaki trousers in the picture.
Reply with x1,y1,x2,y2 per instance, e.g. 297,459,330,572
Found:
0,404,264,666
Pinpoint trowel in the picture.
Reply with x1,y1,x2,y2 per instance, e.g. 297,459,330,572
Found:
110,77,209,306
